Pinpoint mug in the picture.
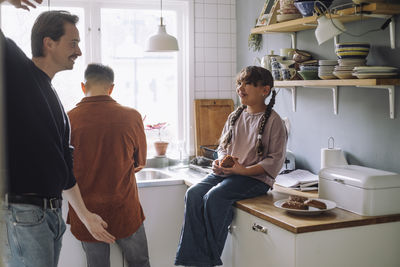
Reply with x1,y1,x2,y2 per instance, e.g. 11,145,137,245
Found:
270,57,281,70
280,48,295,59
280,68,296,80
272,69,282,81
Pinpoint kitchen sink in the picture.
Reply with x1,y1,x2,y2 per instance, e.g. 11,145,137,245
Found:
135,169,172,181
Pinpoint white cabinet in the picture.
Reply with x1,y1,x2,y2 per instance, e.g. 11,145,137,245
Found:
138,184,187,267
221,208,295,267
295,222,400,267
58,200,125,267
59,182,187,267
222,208,400,267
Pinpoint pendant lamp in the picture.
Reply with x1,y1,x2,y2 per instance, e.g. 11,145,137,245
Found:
145,0,179,52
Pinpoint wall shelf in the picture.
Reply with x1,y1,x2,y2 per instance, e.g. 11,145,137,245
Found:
274,79,399,119
251,3,400,34
250,2,400,118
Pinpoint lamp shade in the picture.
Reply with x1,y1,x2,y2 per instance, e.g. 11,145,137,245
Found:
145,24,179,52
315,16,346,45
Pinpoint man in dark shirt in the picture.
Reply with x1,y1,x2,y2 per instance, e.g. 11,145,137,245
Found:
0,0,115,266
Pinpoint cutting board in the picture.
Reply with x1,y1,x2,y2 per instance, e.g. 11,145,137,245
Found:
194,99,234,156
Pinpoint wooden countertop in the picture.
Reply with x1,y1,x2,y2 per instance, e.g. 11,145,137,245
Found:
184,176,400,234
236,188,400,234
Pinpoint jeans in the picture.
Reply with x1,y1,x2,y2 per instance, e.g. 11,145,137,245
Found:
1,203,66,267
175,174,270,267
81,223,150,267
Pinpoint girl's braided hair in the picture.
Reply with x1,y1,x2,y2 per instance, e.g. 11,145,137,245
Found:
220,66,276,156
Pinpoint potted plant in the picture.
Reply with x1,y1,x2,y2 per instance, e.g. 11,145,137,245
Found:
145,122,169,156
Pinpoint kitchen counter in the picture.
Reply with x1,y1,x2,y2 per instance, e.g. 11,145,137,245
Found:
236,191,400,234
136,166,400,266
178,169,400,234
138,167,400,234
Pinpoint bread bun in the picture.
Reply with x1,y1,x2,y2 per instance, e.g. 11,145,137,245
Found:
282,201,308,210
288,195,308,203
304,199,327,210
220,155,235,168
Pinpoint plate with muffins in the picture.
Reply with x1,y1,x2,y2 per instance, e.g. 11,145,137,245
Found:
274,195,336,215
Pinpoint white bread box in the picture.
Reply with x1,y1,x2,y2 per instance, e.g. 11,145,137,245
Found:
319,165,400,216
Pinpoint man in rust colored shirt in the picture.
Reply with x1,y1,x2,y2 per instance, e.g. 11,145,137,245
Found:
67,63,150,267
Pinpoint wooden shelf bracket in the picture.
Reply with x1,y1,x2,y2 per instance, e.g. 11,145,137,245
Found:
390,16,396,49
290,32,297,49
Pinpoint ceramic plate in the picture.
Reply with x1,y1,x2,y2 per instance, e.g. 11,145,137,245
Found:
318,60,337,66
276,14,302,22
353,72,398,79
332,71,356,79
353,66,398,72
274,198,336,215
319,75,337,80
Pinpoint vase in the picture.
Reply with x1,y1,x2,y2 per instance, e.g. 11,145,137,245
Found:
154,141,169,156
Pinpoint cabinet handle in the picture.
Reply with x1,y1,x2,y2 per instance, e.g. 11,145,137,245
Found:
252,223,268,234
334,178,345,184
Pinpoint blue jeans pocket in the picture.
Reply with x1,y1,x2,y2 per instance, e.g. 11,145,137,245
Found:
11,204,45,226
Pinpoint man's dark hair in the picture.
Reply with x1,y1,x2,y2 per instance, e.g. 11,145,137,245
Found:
31,10,79,57
84,63,114,84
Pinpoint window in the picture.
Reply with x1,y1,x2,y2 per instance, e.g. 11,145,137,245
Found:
100,8,179,154
1,0,192,158
1,5,86,112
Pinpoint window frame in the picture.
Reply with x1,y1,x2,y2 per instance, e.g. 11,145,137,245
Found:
0,0,195,156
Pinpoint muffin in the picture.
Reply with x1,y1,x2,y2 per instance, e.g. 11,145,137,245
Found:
220,155,235,168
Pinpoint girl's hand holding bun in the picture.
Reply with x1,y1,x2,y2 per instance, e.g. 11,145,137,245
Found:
212,159,223,175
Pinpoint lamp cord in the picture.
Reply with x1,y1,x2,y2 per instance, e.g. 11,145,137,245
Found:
314,0,392,38
160,0,163,25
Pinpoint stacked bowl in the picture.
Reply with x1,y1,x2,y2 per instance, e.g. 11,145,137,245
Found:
318,60,337,79
333,58,367,79
333,43,369,79
294,0,334,17
278,0,302,22
335,42,370,59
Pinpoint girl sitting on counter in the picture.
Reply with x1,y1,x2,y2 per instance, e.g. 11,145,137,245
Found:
175,66,287,266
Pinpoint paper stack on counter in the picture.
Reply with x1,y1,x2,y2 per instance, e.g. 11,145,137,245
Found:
275,169,318,191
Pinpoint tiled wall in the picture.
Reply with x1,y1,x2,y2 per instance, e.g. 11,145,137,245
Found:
194,0,237,104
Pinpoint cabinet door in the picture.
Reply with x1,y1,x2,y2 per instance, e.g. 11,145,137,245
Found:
228,208,296,267
110,244,124,267
58,199,87,267
138,184,187,267
58,199,124,267
58,224,87,267
296,221,400,267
